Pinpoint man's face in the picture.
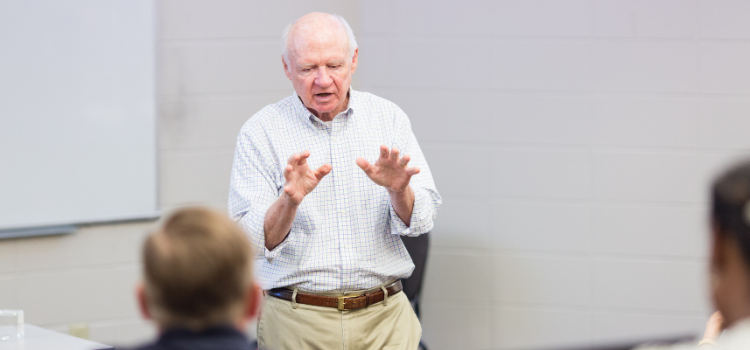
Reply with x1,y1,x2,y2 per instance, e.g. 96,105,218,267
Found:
283,28,358,120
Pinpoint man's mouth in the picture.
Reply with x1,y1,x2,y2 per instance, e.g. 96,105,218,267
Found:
315,93,333,97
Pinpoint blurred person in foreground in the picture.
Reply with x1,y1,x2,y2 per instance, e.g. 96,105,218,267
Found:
228,11,439,350
129,207,261,350
639,161,750,349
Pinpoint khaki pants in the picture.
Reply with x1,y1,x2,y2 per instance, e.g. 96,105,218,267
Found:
258,289,421,350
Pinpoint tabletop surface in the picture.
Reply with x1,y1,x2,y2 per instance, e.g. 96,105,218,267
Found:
0,324,113,350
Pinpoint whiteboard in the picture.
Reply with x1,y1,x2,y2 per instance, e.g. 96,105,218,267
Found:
0,0,158,232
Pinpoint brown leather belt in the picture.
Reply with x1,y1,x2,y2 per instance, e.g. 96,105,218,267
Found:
267,280,403,311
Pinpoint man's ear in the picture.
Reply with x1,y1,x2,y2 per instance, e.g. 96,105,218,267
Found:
136,282,152,321
350,48,359,74
282,56,292,80
244,282,262,321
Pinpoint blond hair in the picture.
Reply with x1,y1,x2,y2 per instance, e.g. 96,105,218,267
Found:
142,207,253,330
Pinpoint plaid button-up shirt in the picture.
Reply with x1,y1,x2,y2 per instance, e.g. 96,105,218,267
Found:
229,89,441,292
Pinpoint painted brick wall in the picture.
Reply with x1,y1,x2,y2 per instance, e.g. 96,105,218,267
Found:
355,0,750,349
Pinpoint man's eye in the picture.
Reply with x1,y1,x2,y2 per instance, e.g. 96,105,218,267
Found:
329,65,340,69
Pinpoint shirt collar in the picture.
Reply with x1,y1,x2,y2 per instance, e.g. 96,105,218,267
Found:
292,87,356,125
157,324,249,343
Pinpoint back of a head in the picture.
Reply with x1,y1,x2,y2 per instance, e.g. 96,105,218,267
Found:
142,207,253,330
712,160,750,270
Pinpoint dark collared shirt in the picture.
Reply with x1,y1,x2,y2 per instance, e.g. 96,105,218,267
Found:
127,325,255,350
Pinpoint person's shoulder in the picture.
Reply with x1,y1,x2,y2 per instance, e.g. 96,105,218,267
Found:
352,90,400,110
352,90,407,122
116,342,161,350
239,94,298,134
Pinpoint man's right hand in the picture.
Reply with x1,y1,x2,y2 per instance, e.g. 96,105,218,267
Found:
264,151,330,251
282,150,332,206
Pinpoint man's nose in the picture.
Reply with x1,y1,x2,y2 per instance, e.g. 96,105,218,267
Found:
314,68,333,87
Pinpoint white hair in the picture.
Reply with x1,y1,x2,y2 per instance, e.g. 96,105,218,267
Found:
281,13,358,66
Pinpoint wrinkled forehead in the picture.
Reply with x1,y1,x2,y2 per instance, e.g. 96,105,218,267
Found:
288,21,348,60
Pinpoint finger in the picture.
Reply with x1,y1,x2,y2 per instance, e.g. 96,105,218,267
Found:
405,166,420,176
379,145,389,159
283,185,293,195
297,150,310,166
356,157,374,175
398,154,411,167
390,147,400,162
314,164,332,180
283,164,294,179
287,152,300,165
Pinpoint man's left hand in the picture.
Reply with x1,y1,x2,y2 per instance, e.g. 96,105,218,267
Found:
356,145,420,193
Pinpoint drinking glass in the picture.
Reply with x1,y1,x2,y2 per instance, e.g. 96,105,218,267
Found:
0,310,24,341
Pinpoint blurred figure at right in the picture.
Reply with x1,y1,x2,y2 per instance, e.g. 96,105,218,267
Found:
642,160,750,349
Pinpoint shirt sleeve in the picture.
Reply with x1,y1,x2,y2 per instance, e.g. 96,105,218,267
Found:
388,106,442,237
228,119,290,262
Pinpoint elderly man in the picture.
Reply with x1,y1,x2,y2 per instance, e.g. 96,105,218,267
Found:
229,12,440,350
130,207,261,350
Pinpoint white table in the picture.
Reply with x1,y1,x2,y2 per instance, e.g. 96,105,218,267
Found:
0,324,113,350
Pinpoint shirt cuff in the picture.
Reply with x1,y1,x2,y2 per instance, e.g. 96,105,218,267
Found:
389,202,413,236
263,232,292,263
389,187,436,237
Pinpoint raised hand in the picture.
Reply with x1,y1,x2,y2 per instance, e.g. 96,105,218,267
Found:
356,145,420,194
283,150,332,205
703,311,725,343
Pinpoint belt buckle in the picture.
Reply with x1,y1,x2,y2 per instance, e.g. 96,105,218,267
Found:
337,295,360,311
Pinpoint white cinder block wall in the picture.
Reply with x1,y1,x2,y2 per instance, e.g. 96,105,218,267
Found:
354,1,750,349
2,1,750,349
